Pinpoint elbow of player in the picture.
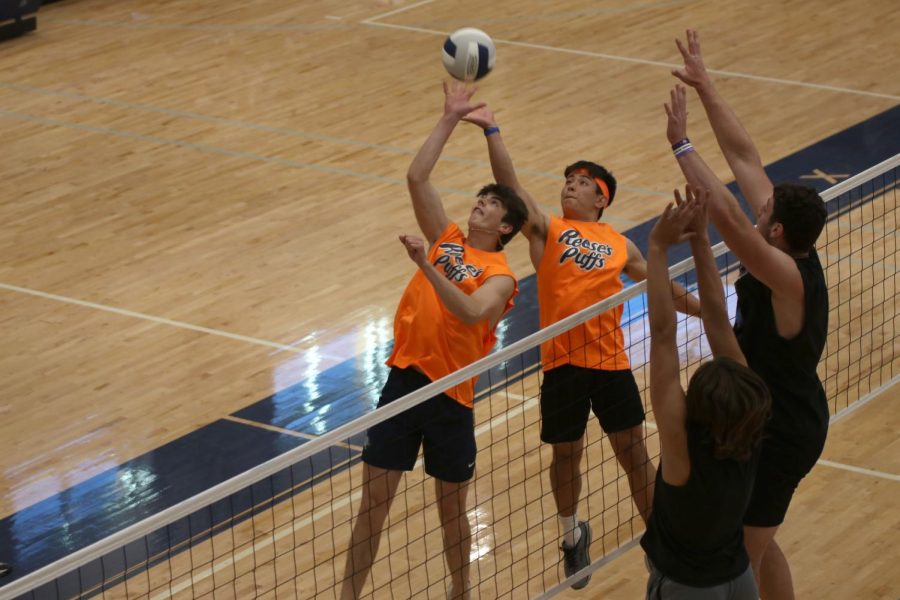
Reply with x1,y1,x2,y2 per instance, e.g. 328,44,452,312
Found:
689,300,703,318
406,169,428,185
455,304,487,325
460,311,485,326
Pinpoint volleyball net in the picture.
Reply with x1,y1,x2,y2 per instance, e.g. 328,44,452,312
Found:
1,154,897,600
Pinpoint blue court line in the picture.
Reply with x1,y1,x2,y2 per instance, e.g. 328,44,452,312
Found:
1,104,897,595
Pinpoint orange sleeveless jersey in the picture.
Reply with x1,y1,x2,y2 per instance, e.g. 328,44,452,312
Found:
538,216,630,371
387,223,518,408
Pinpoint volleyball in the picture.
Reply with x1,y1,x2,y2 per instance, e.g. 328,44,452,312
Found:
441,28,496,81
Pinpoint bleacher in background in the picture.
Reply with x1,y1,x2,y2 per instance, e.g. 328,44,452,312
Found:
0,0,41,41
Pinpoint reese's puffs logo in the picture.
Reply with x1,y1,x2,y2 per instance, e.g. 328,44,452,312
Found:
434,243,484,282
557,229,613,271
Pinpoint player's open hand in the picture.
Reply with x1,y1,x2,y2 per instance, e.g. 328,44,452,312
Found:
672,29,712,90
650,188,701,248
462,105,497,130
664,85,689,145
443,80,486,120
683,185,710,240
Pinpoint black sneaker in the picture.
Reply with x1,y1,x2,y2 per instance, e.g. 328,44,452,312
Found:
0,562,11,578
561,521,592,590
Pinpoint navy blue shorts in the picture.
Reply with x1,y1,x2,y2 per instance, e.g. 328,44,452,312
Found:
540,365,645,443
362,367,476,483
743,429,826,527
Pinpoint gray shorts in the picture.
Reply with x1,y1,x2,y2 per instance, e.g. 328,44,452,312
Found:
645,558,757,600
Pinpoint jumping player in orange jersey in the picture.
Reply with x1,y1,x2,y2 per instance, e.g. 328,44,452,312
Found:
463,108,701,589
667,29,829,600
340,81,527,600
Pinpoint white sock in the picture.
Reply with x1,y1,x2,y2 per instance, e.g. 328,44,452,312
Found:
559,514,581,547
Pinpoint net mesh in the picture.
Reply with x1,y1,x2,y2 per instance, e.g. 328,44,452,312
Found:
2,156,897,600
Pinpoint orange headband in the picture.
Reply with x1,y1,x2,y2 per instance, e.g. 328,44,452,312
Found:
571,167,610,202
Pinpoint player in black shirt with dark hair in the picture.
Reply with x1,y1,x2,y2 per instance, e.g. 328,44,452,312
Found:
668,29,829,600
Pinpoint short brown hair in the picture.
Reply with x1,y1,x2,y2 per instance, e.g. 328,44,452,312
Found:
477,183,528,249
685,357,772,461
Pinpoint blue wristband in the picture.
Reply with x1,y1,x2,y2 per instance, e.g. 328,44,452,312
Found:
671,138,691,151
484,126,500,137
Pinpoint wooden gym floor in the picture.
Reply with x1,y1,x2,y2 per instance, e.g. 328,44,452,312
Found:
0,0,898,597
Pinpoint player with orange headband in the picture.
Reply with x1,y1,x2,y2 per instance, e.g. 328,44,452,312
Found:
465,110,700,590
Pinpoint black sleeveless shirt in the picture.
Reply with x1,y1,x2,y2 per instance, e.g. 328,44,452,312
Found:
733,248,829,439
640,425,757,586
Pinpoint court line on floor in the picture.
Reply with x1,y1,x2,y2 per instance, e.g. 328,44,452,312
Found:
148,389,543,598
822,253,899,274
223,416,364,452
147,390,536,599
361,21,900,102
649,382,900,485
76,453,362,599
0,98,629,231
0,108,479,194
590,373,900,588
100,272,900,595
41,0,688,35
53,366,900,598
830,373,899,425
474,392,535,437
423,0,696,26
42,16,352,33
362,0,442,23
7,108,888,596
0,80,668,205
536,535,643,600
816,459,899,482
654,419,898,482
0,281,307,354
148,489,362,600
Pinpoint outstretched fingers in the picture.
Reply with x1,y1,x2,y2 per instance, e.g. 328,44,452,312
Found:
683,185,711,235
688,29,700,56
671,85,687,117
652,193,698,246
675,36,689,60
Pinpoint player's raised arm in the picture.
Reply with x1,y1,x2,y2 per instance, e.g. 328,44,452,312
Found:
407,81,486,245
672,29,773,214
646,190,700,486
464,106,549,243
684,187,747,365
665,85,802,305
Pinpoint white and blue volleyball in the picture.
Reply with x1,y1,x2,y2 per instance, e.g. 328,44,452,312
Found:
441,28,496,81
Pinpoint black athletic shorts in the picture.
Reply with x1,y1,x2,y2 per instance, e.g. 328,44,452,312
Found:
540,365,645,443
362,367,476,483
743,429,827,527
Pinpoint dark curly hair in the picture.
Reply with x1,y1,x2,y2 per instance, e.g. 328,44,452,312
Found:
771,183,827,253
477,183,528,249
